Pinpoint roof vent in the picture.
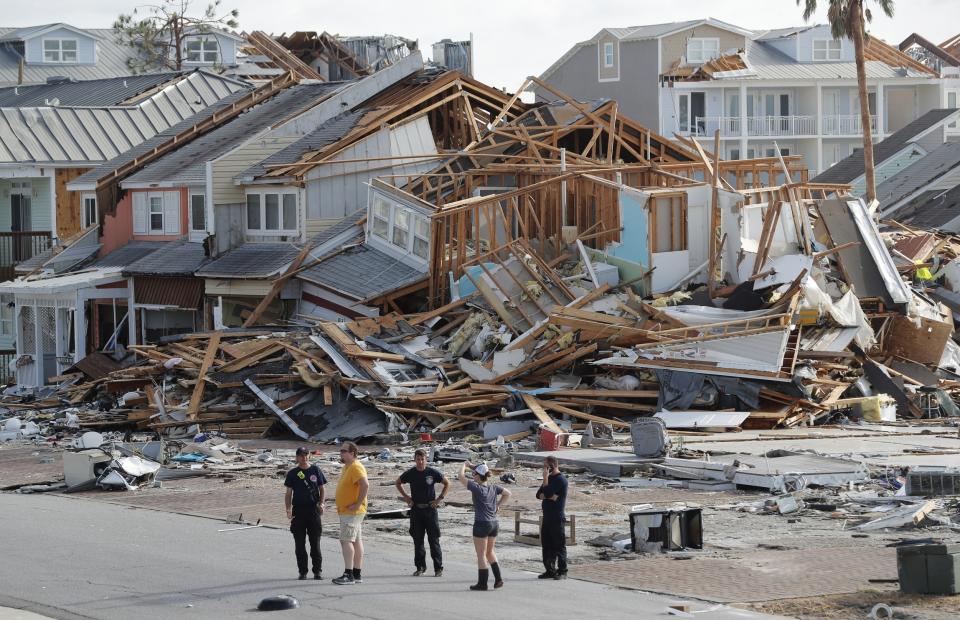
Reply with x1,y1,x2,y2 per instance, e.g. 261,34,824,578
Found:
45,75,73,85
44,97,60,106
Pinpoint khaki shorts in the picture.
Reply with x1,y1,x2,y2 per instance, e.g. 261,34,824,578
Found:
339,514,364,542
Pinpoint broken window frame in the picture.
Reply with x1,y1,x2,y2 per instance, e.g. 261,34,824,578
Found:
649,192,688,253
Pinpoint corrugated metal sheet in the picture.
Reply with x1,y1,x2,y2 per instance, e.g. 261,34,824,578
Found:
0,72,185,107
297,244,426,301
124,239,210,276
196,242,301,278
134,276,203,309
0,71,249,165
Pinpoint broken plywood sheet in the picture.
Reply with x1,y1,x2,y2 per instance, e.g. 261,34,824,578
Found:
885,314,953,366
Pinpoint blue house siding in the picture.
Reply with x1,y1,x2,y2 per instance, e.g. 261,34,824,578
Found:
24,27,97,65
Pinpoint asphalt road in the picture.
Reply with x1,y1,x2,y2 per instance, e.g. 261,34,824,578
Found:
0,493,788,620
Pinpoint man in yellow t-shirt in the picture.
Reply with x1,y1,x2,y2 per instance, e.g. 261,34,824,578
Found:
332,441,368,585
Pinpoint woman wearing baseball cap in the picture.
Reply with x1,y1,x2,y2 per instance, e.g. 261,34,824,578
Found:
458,460,511,591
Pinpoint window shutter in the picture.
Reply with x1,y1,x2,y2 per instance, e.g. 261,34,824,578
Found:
163,192,180,234
132,193,147,234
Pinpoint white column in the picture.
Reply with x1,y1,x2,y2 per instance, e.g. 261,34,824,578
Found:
73,293,85,364
816,82,824,173
127,278,137,346
876,82,885,137
739,82,748,158
48,173,57,243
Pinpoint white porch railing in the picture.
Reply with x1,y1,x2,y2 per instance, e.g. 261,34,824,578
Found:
693,115,817,137
822,114,879,135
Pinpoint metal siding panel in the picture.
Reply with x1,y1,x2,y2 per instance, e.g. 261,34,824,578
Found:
188,75,218,105
3,109,49,161
91,109,132,154
18,108,65,161
0,112,28,161
110,110,147,145
72,109,114,160
63,109,106,161
37,108,84,161
137,99,167,134
125,109,157,140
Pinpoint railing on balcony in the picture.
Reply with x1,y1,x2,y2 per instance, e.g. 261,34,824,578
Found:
694,115,817,137
0,231,52,281
822,114,879,136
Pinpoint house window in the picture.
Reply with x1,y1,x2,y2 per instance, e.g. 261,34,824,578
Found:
0,294,13,339
603,42,614,67
149,196,164,233
43,39,77,63
184,37,219,63
650,193,687,253
246,194,261,230
392,208,410,249
372,197,390,239
81,193,97,228
686,38,719,63
245,191,297,234
282,194,297,230
190,194,205,231
413,217,430,259
729,148,741,160
813,39,842,61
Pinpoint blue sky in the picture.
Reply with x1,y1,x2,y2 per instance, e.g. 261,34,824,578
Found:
6,0,955,90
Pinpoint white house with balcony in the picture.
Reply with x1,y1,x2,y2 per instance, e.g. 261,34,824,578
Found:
536,20,957,175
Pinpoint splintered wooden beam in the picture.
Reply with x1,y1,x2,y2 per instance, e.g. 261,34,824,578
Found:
187,331,222,420
521,394,564,435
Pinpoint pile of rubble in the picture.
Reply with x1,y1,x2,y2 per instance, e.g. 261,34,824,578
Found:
3,194,960,452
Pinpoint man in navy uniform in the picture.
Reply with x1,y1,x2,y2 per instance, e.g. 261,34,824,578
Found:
536,455,568,580
284,446,327,580
396,449,449,576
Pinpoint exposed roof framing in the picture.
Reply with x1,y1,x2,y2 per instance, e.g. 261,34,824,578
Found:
864,36,939,77
899,33,960,68
245,31,325,80
263,69,527,179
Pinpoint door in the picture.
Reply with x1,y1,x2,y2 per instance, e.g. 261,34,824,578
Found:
824,91,841,133
725,92,740,135
691,92,706,135
10,184,32,262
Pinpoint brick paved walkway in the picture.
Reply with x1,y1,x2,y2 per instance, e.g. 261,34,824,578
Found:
574,546,898,602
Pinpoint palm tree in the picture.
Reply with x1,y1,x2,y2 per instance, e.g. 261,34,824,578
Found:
797,0,894,203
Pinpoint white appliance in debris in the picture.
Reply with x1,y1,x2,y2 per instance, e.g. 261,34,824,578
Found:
62,449,113,488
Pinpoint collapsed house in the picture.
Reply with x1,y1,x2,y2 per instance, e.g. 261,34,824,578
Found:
0,38,955,457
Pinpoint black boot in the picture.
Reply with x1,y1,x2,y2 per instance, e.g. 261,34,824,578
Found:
491,562,503,589
470,568,489,591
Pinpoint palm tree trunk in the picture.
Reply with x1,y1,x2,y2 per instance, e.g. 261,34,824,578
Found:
851,0,876,203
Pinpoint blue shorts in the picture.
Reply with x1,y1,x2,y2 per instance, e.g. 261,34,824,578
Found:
473,521,499,538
